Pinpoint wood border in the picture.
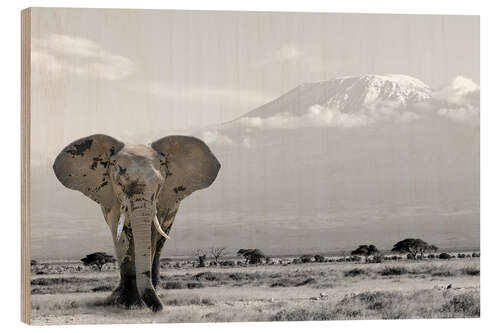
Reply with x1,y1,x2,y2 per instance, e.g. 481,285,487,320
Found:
21,7,31,325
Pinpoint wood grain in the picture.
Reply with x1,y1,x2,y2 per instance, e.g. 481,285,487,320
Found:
21,7,31,325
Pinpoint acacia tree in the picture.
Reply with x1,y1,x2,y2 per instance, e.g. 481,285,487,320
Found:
193,248,207,268
351,245,379,262
237,249,266,264
80,252,115,271
209,247,226,265
391,239,438,259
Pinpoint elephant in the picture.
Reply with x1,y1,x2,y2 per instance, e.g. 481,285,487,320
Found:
52,134,220,312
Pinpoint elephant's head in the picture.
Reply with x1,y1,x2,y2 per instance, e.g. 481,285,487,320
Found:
52,134,220,311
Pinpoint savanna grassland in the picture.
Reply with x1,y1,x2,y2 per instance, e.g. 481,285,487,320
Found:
30,255,480,325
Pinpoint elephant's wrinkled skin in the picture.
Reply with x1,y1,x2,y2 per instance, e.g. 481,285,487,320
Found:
53,134,220,312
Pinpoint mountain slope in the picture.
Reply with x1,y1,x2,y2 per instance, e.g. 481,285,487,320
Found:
239,74,432,120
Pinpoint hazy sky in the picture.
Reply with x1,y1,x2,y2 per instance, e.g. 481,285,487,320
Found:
31,9,479,159
30,8,479,258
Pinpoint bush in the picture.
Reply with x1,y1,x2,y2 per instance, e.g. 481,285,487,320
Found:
237,249,266,264
295,278,317,286
372,255,384,263
91,285,113,292
163,281,184,289
194,272,219,281
407,253,415,260
440,293,480,317
458,253,466,258
428,254,435,259
344,268,367,277
314,255,325,263
431,269,455,277
186,282,204,289
461,266,480,276
220,260,235,267
351,255,362,262
300,255,314,263
80,252,115,271
270,278,295,287
380,266,408,276
439,253,452,260
472,252,480,258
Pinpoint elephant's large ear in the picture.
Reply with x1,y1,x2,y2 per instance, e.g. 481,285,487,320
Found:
53,134,124,209
151,136,220,207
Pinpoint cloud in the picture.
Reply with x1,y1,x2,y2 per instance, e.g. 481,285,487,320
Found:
32,34,136,80
238,102,420,130
437,106,479,125
431,76,480,125
199,130,234,146
130,81,273,108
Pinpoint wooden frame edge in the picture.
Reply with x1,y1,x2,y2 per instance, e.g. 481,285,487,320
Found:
21,7,31,325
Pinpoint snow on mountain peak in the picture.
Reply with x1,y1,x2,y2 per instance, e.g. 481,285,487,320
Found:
241,74,432,120
325,74,431,111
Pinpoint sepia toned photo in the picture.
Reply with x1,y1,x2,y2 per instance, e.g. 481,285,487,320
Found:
22,8,479,325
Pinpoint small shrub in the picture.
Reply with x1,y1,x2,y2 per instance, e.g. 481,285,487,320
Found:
472,252,480,258
163,281,184,289
314,255,325,263
461,266,480,276
344,268,367,277
428,254,435,259
270,278,294,287
351,255,362,262
31,288,44,295
228,272,244,281
431,269,455,277
300,255,314,263
380,266,408,276
271,308,315,321
91,285,113,292
194,272,219,281
295,278,317,286
186,282,204,289
165,296,214,306
458,253,466,258
439,253,452,260
201,297,215,306
441,293,480,317
372,255,384,263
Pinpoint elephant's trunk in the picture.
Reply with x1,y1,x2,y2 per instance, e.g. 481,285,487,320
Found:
129,206,163,312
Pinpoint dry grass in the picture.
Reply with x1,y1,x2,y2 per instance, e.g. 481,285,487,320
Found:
30,258,480,325
271,289,479,321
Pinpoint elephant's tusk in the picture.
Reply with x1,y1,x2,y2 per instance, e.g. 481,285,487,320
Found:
154,215,170,239
116,212,125,242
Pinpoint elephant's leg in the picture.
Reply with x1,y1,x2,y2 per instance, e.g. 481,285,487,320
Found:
102,205,143,308
109,226,144,308
151,209,177,290
151,237,166,290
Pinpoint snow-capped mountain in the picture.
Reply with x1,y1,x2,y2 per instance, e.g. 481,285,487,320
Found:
198,74,478,147
240,74,432,120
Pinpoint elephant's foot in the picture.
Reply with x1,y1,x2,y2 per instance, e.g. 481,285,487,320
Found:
106,285,144,309
141,288,164,312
